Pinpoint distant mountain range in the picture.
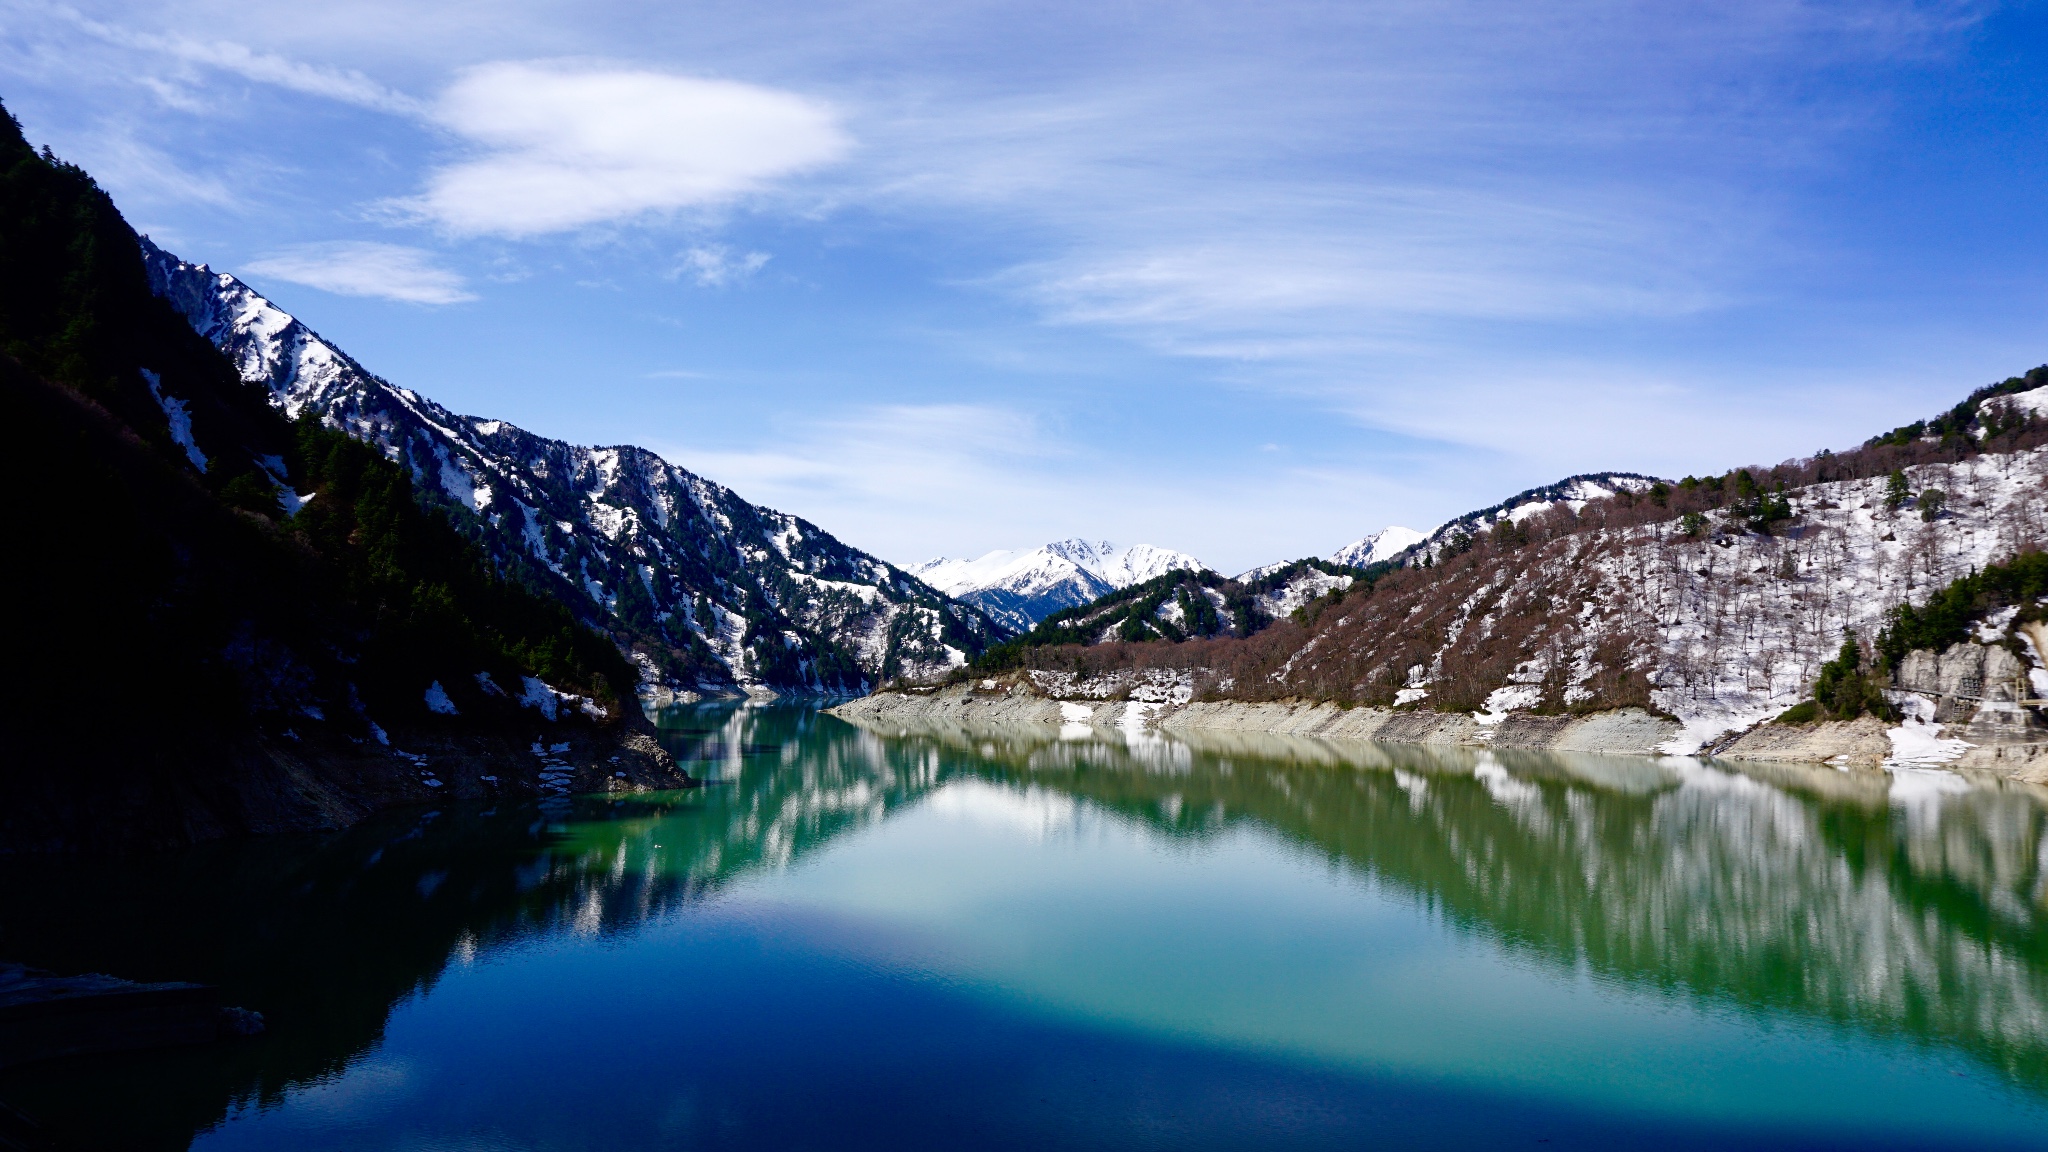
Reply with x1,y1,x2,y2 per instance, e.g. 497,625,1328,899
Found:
981,557,1372,651
142,239,1001,698
911,540,1203,632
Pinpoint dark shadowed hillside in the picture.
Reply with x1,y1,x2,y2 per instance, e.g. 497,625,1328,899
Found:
0,105,688,852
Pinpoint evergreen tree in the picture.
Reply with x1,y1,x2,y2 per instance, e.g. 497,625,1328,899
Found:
1918,488,1946,522
1884,469,1909,512
1809,632,1894,722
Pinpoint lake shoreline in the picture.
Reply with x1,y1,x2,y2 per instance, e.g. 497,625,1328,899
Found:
827,680,2048,780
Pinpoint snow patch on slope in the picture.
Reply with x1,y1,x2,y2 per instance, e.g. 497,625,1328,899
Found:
1329,526,1424,568
140,369,207,472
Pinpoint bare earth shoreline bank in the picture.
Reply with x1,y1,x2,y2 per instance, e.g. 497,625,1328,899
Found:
827,679,2048,784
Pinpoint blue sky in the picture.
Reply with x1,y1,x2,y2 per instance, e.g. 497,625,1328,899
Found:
4,0,2045,572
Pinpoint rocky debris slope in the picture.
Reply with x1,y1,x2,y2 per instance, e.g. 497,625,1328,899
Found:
143,239,998,697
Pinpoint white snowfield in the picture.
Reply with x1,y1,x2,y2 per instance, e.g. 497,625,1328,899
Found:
1328,526,1424,569
1253,569,1353,619
914,539,1203,599
141,238,990,694
912,539,1205,632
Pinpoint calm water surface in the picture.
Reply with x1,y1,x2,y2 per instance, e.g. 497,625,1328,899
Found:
4,704,2048,1150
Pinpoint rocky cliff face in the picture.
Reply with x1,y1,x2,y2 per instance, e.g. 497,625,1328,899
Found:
1896,643,2034,724
142,239,1000,698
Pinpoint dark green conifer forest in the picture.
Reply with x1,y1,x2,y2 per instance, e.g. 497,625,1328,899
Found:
0,100,632,775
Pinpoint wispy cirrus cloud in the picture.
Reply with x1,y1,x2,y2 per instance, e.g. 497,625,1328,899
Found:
668,402,1071,562
61,9,424,114
245,241,475,304
662,398,1463,571
5,0,2016,565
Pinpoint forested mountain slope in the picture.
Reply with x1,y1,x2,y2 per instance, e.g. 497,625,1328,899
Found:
0,105,687,851
143,241,1000,697
974,558,1375,660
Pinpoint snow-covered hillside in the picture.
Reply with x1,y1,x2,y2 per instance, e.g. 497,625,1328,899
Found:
1278,443,2045,744
1355,441,2048,749
911,539,1203,632
1329,526,1425,568
931,380,2048,758
142,239,999,696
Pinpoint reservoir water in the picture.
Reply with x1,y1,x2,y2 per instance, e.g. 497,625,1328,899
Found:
4,703,2048,1150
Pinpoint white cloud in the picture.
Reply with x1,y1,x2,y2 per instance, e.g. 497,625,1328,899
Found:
676,245,770,287
244,242,476,305
661,402,1439,573
66,15,423,115
669,403,1071,562
70,131,238,208
403,62,851,236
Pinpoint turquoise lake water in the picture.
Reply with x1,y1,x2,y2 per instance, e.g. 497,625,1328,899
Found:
3,704,2047,1149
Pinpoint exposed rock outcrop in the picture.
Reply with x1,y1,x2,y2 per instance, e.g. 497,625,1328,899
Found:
1895,642,2034,724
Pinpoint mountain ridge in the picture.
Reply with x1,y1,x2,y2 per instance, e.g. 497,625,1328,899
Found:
1327,526,1425,570
142,239,1001,698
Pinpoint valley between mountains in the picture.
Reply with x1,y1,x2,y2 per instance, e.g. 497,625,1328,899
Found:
125,230,2048,786
6,94,2048,854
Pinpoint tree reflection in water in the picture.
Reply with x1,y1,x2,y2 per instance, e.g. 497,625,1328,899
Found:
0,702,2042,1148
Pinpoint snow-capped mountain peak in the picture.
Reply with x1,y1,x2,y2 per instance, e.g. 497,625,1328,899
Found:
1327,526,1425,569
911,539,1205,633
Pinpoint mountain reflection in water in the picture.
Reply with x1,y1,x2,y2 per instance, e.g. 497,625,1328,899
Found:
0,703,2043,1149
